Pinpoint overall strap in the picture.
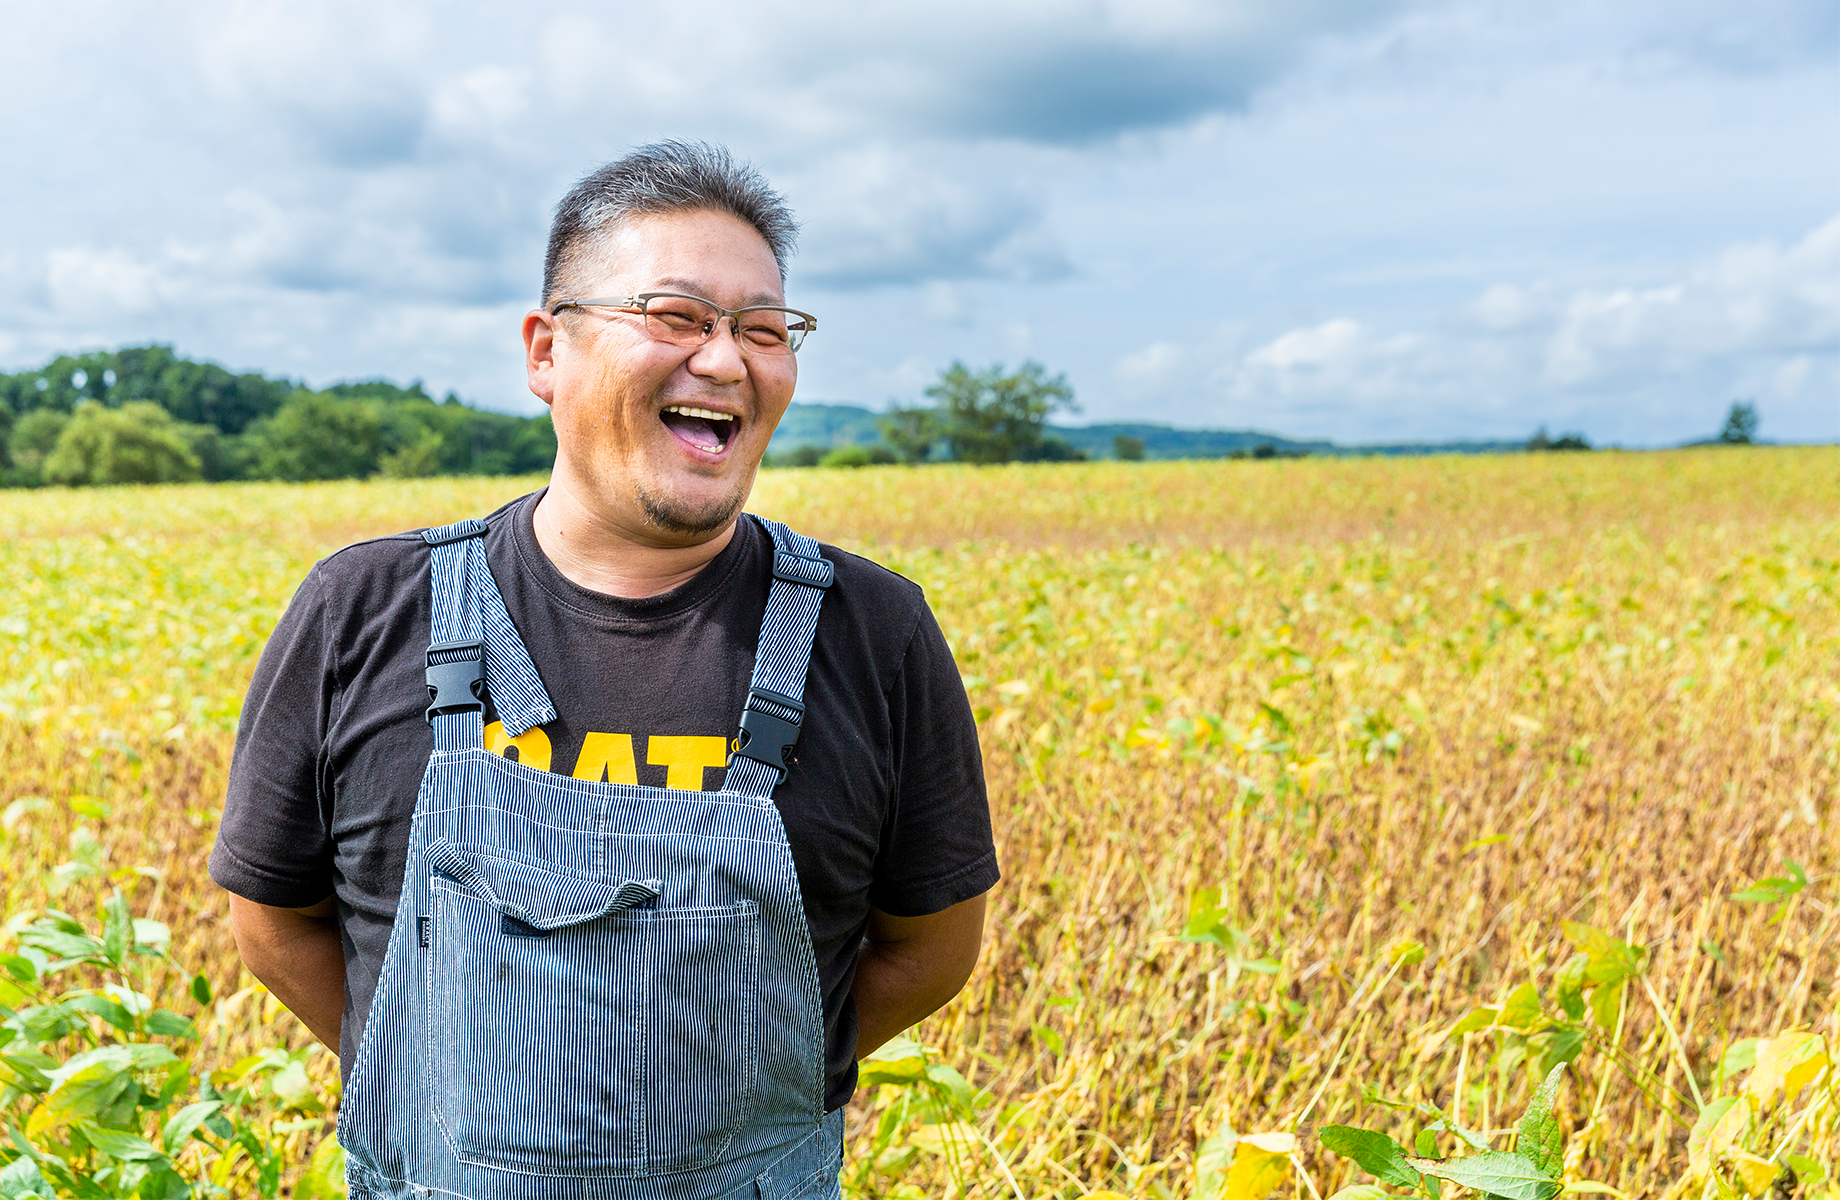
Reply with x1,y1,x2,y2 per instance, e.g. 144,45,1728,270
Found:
723,516,834,799
422,519,558,753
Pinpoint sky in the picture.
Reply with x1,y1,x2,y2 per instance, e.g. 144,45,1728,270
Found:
2,0,1836,445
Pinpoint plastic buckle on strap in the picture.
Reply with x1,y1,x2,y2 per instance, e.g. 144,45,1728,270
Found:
733,686,805,779
425,639,485,723
772,550,834,590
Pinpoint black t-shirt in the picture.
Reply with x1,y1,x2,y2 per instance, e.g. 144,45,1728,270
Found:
209,490,997,1110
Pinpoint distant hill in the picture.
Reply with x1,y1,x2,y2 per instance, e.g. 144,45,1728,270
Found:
769,402,1524,459
770,403,888,450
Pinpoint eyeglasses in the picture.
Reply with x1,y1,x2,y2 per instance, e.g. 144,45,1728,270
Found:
548,292,816,355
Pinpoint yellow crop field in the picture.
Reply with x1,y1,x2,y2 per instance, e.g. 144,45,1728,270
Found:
2,447,1837,1198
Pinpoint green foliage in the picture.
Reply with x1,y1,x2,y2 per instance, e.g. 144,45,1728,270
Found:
767,445,826,468
1730,860,1806,923
1317,1126,1421,1187
1526,427,1591,452
1,849,341,1197
1,347,554,487
817,444,898,468
5,411,70,485
1180,888,1279,986
1112,434,1145,461
1719,401,1759,444
849,1036,1000,1197
42,404,203,487
881,361,1082,464
1322,1066,1569,1200
0,348,290,434
876,407,942,465
243,393,384,482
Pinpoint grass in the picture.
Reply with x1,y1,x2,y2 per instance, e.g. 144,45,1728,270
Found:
2,446,1836,1197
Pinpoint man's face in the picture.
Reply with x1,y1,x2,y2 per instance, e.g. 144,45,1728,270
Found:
526,209,796,543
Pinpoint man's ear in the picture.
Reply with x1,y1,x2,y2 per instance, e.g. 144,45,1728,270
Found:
523,309,561,408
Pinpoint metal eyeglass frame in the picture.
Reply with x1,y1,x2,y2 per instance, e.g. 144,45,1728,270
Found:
548,292,817,354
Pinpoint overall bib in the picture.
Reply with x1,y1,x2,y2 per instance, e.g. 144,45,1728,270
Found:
339,515,844,1200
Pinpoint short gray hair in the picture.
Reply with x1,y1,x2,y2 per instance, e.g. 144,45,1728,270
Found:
542,141,799,307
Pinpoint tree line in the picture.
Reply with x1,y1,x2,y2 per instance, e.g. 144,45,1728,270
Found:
0,345,556,487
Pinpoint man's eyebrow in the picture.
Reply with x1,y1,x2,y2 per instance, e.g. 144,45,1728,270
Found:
649,277,784,307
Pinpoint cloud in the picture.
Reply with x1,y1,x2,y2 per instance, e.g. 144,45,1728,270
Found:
1542,214,1840,384
1190,214,1840,441
788,145,1072,288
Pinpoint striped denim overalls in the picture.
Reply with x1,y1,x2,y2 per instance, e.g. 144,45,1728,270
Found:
339,514,845,1200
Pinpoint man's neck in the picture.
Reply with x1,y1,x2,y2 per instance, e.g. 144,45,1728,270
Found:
531,479,737,600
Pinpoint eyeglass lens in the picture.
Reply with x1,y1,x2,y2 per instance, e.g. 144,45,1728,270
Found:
641,295,810,354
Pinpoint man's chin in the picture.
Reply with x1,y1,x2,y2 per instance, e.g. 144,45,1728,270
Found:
634,481,748,538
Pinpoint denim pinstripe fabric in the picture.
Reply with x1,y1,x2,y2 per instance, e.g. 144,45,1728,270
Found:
425,518,558,744
723,521,829,800
338,515,843,1200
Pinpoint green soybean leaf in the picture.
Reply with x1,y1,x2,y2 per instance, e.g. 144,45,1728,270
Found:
1719,1037,1762,1085
189,973,213,1005
1447,1007,1498,1037
130,919,171,954
0,956,36,984
1318,1126,1421,1187
161,1100,224,1156
136,1166,191,1200
14,925,104,964
1561,923,1645,986
0,1155,50,1200
15,1002,82,1044
62,993,137,1033
101,893,133,966
295,1134,348,1200
1407,1150,1559,1200
1499,982,1543,1031
1194,1125,1238,1200
76,1122,167,1163
1554,953,1588,1021
1516,1063,1568,1177
1783,1154,1826,1185
924,1063,978,1113
1588,980,1625,1031
1731,861,1808,921
144,1009,198,1039
30,1050,138,1133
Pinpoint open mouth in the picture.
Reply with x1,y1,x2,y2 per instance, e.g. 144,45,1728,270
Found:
659,404,738,455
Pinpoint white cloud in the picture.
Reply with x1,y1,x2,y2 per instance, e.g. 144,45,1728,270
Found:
1114,341,1185,386
1543,215,1840,383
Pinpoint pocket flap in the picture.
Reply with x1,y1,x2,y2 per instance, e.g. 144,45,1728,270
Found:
426,839,660,930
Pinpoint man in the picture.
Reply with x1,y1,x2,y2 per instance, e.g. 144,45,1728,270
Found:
210,141,997,1200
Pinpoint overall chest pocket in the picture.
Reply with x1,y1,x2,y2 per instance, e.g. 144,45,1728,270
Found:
425,841,761,1178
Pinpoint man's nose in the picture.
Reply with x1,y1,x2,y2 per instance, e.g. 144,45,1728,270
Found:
685,320,747,386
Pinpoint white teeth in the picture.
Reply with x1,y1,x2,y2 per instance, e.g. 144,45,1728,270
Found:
662,404,735,423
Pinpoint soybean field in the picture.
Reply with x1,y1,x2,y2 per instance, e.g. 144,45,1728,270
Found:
1,447,1837,1199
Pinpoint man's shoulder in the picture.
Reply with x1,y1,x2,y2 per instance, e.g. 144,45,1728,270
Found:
310,531,434,596
816,542,924,611
309,493,532,601
789,532,932,674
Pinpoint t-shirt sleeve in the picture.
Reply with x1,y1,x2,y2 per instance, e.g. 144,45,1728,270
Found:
209,564,338,908
871,600,999,917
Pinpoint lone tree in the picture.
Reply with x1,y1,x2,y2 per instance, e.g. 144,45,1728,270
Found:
1113,433,1146,461
1719,401,1760,444
881,361,1080,464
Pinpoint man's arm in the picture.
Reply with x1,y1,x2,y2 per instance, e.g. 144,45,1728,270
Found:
852,892,988,1059
227,894,346,1052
